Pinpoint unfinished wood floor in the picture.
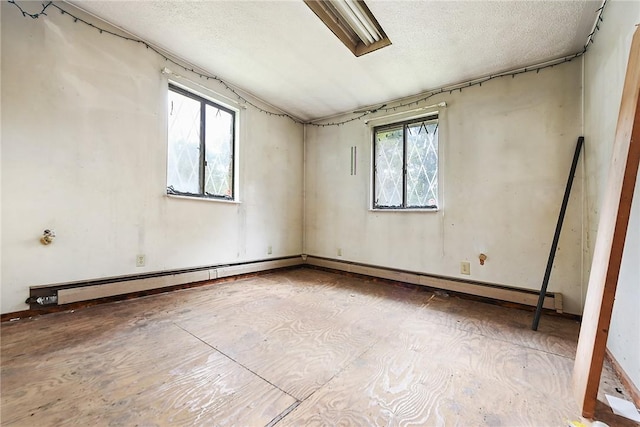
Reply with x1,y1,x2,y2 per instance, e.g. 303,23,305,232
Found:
1,268,634,426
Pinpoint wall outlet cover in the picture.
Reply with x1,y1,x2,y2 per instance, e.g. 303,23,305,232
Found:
460,261,470,275
136,254,146,267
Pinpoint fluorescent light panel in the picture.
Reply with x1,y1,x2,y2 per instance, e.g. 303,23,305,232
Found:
304,0,391,57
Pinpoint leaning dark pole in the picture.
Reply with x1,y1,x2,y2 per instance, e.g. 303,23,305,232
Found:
532,136,584,331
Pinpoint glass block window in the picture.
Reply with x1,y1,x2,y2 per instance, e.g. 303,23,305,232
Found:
373,115,438,209
167,84,235,200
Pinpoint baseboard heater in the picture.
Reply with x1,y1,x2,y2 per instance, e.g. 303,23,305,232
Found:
26,255,561,313
304,256,563,312
27,256,303,308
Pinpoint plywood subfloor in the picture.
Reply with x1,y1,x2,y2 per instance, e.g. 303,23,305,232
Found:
1,268,635,426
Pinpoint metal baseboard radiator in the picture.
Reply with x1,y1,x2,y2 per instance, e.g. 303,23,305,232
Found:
26,256,303,308
304,256,563,312
25,255,561,313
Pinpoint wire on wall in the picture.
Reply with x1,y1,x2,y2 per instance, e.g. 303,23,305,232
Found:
7,0,300,123
359,0,609,120
8,0,608,128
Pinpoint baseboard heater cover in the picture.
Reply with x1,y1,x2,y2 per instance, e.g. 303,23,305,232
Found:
26,255,560,313
304,256,562,312
32,256,303,306
57,270,211,305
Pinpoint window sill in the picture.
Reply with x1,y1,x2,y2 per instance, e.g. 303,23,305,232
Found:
166,194,241,204
369,208,439,213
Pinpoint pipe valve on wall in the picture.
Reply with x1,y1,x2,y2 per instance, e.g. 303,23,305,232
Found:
40,229,56,245
479,253,487,265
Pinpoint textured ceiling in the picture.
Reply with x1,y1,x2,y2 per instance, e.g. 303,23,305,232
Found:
69,0,601,121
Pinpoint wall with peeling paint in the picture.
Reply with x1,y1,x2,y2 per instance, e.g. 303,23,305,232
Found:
1,3,304,314
583,0,640,396
304,60,584,314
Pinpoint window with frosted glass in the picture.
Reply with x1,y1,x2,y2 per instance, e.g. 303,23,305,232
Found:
167,85,235,199
373,116,438,209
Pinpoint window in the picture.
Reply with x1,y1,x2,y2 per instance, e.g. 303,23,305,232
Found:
373,115,439,209
167,84,236,200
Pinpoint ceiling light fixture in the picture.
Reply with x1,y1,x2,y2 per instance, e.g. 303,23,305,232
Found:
304,0,391,57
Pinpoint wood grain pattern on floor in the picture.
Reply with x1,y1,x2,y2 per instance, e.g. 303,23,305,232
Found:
1,268,635,426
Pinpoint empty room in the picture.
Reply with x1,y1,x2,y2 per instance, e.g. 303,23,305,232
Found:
2,0,639,425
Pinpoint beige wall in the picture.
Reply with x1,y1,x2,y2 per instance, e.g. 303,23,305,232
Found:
0,2,304,313
305,61,584,314
583,0,640,392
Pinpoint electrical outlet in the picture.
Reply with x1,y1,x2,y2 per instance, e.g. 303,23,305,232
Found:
136,254,146,267
337,248,342,256
460,261,470,275
268,245,272,255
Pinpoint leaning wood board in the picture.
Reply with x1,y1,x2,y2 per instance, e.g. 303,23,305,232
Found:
573,26,640,418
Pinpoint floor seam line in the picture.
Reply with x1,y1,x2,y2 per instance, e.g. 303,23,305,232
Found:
299,335,382,404
262,333,385,426
173,322,297,400
264,400,302,427
411,312,577,360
